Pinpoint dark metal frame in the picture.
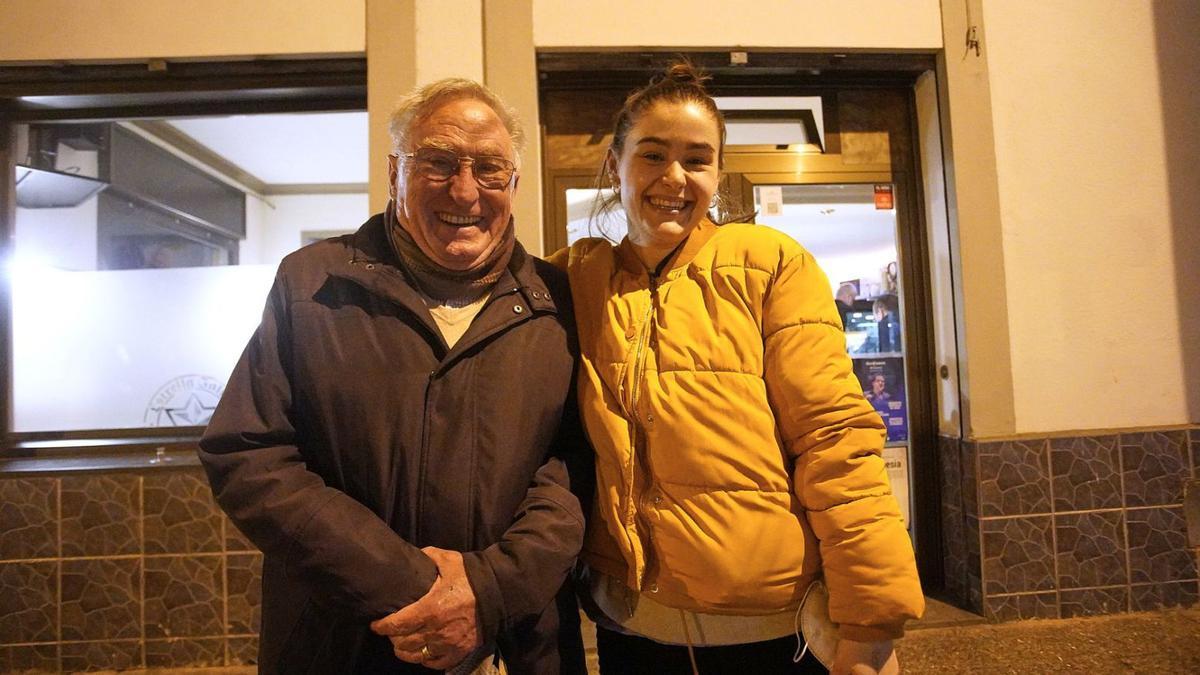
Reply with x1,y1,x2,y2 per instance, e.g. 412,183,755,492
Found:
0,58,366,121
0,57,366,457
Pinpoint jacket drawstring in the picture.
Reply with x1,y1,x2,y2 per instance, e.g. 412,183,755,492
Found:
677,608,700,675
792,592,809,663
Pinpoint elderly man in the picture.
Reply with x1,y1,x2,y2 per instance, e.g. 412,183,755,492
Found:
199,79,587,674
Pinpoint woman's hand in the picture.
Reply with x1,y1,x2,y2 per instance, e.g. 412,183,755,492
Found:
830,639,899,675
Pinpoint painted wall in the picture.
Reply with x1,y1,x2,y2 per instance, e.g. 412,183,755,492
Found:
243,193,370,269
5,0,1195,435
415,0,484,83
367,0,485,213
981,0,1198,432
0,0,941,65
936,0,1016,438
532,0,943,49
0,0,364,61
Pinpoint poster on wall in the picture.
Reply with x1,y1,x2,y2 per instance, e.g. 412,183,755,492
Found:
853,357,907,442
883,445,910,527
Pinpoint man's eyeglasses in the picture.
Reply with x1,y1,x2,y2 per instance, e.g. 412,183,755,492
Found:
398,148,517,190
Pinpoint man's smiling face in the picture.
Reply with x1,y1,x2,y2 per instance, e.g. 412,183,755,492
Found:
390,96,517,271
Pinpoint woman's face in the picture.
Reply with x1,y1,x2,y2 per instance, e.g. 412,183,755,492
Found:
610,100,722,258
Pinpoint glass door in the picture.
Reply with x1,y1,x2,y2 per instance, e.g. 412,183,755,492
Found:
753,181,914,529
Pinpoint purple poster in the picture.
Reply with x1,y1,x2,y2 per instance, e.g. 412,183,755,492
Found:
853,357,907,442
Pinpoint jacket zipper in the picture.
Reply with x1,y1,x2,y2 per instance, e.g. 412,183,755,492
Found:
414,369,436,543
626,272,659,588
414,284,524,544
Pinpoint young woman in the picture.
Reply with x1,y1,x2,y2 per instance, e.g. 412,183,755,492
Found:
551,64,923,674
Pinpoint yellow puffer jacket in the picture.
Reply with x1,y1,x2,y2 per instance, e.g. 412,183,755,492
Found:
551,220,923,641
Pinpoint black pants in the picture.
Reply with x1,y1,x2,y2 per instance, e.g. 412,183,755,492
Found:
596,626,829,675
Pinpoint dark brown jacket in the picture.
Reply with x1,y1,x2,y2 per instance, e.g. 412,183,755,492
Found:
199,213,587,674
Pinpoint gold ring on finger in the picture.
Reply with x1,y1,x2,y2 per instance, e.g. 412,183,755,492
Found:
421,645,432,661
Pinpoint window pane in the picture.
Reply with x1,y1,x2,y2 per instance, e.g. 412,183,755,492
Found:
754,182,910,525
10,113,368,433
12,263,274,431
565,188,625,245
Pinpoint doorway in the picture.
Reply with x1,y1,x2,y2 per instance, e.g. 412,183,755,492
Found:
538,51,945,589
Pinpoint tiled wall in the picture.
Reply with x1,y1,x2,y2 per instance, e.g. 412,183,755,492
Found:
0,466,260,672
940,427,1200,621
3,428,1195,671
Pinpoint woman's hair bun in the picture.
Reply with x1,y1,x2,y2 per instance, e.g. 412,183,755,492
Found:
659,61,712,88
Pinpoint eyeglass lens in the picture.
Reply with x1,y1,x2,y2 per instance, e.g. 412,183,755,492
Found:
411,149,514,188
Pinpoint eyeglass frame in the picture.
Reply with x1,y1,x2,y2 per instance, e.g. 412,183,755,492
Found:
393,147,519,190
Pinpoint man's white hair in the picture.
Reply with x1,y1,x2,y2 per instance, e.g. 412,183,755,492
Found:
388,78,525,166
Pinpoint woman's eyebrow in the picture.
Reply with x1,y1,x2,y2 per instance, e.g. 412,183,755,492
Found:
633,136,715,152
633,135,669,146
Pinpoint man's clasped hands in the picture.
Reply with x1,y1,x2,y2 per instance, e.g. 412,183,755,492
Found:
369,547,483,671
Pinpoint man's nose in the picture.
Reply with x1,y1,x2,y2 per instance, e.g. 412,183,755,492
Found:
448,162,479,202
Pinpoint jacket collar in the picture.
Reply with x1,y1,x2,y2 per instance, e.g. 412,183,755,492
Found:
614,218,718,279
335,212,558,316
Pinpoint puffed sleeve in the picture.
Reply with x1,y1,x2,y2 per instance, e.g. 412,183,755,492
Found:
760,246,924,641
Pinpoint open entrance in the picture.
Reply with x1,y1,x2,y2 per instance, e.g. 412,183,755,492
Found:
538,52,948,591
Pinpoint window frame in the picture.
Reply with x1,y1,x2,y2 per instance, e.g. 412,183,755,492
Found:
1,58,366,458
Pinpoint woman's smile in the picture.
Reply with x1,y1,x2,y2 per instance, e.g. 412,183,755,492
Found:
610,100,721,267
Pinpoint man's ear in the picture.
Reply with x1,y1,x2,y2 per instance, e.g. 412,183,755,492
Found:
387,154,399,200
511,173,520,194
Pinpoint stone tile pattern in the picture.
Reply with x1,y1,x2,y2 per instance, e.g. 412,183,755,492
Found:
227,553,263,635
0,562,58,643
60,558,141,641
983,591,1057,622
144,555,223,639
1122,432,1188,508
1059,586,1128,618
1189,429,1199,479
61,640,142,672
61,474,140,557
144,471,223,554
145,637,224,669
977,439,1051,517
981,516,1055,596
6,644,58,672
1055,511,1126,588
0,478,58,560
938,436,984,613
1051,436,1122,511
0,467,262,672
938,436,967,603
1126,506,1196,584
941,426,1200,623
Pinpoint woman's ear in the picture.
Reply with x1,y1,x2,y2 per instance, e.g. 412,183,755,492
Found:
605,150,619,188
